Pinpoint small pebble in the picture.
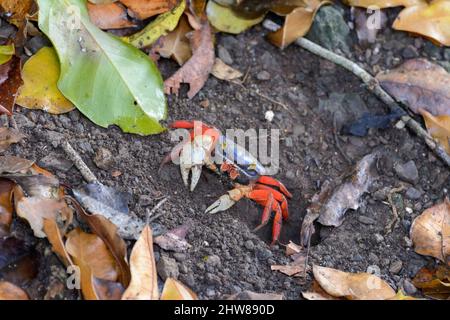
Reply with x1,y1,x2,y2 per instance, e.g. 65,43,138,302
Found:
389,260,403,274
265,110,274,122
257,70,271,81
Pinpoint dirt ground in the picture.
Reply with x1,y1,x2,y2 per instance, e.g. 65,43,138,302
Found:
2,5,449,300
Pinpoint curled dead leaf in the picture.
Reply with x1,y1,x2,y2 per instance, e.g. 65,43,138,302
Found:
393,0,450,46
302,280,340,300
268,0,330,49
152,15,193,65
14,182,72,239
376,59,450,116
121,0,177,20
66,228,119,282
69,197,131,287
313,265,396,300
164,21,215,99
419,109,450,155
312,152,378,228
0,281,29,300
160,278,197,300
122,225,159,300
87,2,135,29
43,218,73,267
211,58,243,81
410,198,450,265
412,265,450,300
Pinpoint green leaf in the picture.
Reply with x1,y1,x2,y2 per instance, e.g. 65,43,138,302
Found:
37,0,167,135
0,44,14,65
206,1,264,34
121,0,186,49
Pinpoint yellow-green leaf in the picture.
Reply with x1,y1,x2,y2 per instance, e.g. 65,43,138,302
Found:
206,0,265,34
122,0,186,49
0,44,14,65
17,47,75,114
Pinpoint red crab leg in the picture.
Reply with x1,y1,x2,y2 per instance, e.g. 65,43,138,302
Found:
248,190,283,244
272,209,283,246
256,176,292,198
254,184,289,220
253,192,275,232
170,120,196,129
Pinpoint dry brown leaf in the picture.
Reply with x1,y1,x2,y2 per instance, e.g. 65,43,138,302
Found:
0,128,25,152
410,198,450,265
0,281,28,300
211,58,243,81
0,0,36,47
66,228,119,282
121,0,177,20
344,0,425,8
376,59,450,116
160,278,198,300
122,225,159,300
271,264,305,276
0,57,23,116
316,152,378,227
420,109,450,155
14,188,72,238
88,2,135,30
302,280,341,300
313,265,396,300
267,0,330,49
153,15,192,65
0,156,34,174
393,0,450,46
43,218,73,267
412,265,450,299
71,198,131,287
0,179,14,236
164,21,215,99
285,240,303,256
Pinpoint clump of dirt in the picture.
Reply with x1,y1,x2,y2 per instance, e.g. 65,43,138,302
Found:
2,5,449,300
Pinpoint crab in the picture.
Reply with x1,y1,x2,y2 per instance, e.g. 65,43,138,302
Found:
162,120,292,245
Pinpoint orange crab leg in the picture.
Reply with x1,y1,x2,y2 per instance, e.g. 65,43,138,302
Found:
253,192,274,232
272,209,283,246
253,184,289,220
256,176,292,198
248,189,284,244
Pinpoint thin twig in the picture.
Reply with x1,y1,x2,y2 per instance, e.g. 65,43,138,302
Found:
61,141,98,183
146,197,169,224
333,112,352,165
263,20,450,168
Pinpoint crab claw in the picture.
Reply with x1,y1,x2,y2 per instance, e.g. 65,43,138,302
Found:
179,135,214,191
205,194,237,214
